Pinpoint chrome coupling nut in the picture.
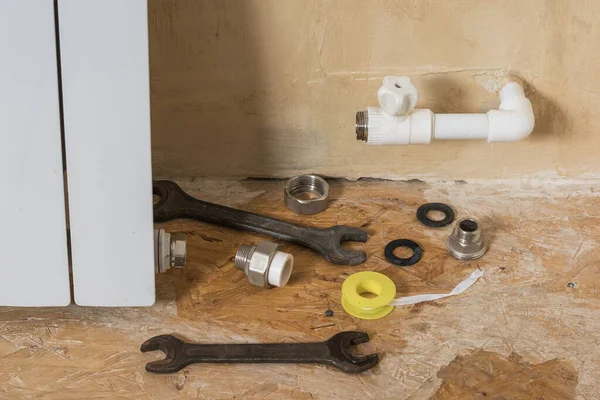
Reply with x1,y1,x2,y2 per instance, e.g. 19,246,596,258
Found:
284,174,329,215
154,229,187,273
446,218,486,260
234,241,293,288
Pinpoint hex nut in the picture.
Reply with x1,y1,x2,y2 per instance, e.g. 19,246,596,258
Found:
248,241,280,288
170,232,187,268
284,175,329,215
446,218,486,260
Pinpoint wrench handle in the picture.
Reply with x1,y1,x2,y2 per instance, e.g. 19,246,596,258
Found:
154,180,322,247
183,342,332,365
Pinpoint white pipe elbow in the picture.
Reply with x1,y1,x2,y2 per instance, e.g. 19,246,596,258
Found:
487,82,535,142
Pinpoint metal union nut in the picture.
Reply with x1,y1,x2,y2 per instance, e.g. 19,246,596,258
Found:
284,175,329,215
446,218,486,260
235,241,280,288
170,232,187,268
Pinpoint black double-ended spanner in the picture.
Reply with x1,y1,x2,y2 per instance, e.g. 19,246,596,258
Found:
141,332,378,374
153,180,368,265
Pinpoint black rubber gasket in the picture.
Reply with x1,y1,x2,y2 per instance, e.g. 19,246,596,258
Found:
416,203,454,228
385,239,423,267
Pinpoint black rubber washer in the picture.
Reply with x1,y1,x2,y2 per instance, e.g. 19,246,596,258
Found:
416,203,455,228
385,239,423,267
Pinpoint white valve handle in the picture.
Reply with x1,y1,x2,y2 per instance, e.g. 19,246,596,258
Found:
377,76,419,117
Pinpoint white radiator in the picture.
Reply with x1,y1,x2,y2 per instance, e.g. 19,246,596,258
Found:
0,0,154,306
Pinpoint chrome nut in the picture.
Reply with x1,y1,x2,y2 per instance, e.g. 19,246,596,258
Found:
284,175,329,215
170,232,187,268
446,218,486,260
235,241,293,288
235,241,279,288
247,241,278,288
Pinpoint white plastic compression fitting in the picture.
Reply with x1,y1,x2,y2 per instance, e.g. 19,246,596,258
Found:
356,76,535,145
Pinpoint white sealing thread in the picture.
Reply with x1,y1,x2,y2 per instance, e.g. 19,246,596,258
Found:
389,268,484,307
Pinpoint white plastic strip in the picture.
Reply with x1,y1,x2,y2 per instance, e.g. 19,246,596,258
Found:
59,0,155,306
389,268,484,307
0,1,70,306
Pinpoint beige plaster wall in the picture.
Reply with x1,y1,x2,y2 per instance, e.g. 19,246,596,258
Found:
149,0,599,180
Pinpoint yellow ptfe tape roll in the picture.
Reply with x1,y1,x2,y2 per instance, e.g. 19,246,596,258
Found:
341,271,397,320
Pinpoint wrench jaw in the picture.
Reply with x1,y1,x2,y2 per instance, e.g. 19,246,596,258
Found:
326,332,380,373
318,227,368,266
141,335,189,374
153,180,179,222
338,227,369,244
153,180,201,222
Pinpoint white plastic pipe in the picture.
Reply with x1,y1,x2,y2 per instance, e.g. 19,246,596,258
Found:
433,114,489,140
361,81,534,145
268,251,294,287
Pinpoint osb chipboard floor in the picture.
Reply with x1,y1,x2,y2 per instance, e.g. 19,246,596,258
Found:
1,179,598,399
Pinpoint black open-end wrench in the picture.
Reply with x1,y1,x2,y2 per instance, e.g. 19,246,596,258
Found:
141,332,379,374
153,180,368,265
